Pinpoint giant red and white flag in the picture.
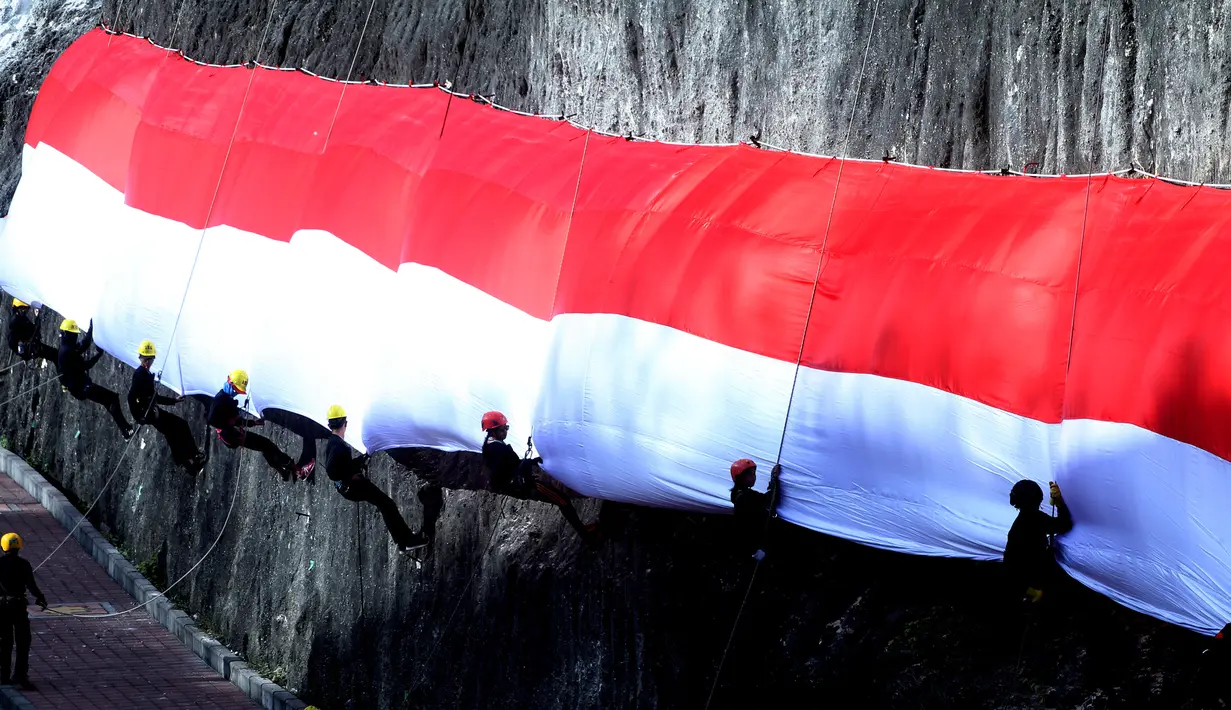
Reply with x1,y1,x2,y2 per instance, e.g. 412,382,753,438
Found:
4,29,1231,633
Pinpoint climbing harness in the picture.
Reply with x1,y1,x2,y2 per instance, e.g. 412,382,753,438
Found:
702,0,885,705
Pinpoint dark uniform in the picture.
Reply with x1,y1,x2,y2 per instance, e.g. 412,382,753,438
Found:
6,307,55,363
56,328,132,437
0,555,44,685
207,389,311,480
482,437,593,540
128,368,202,472
730,472,779,556
1004,501,1073,593
324,434,424,549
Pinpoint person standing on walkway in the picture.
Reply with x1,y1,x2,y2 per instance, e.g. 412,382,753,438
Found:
323,406,428,553
128,340,205,475
207,370,314,481
0,533,46,690
56,319,134,438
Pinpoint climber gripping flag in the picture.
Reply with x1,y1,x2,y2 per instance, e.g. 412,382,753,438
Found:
1004,480,1074,603
206,370,314,481
729,458,781,560
127,340,205,475
481,411,600,546
323,405,429,554
5,298,54,364
56,319,134,439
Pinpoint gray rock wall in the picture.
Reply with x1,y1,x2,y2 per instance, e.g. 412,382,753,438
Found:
0,0,1226,708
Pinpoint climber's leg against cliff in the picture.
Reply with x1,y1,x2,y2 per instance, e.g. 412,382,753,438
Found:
220,427,307,482
531,471,600,545
150,410,205,474
340,476,428,552
81,383,135,438
417,485,444,543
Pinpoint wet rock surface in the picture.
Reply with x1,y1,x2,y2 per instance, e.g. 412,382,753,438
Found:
0,0,1226,707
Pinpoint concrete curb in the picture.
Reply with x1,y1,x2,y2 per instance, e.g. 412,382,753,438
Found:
0,448,308,710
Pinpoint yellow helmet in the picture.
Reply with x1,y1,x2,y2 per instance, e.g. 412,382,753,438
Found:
137,340,157,358
60,319,80,333
11,298,28,308
327,405,347,420
1,533,22,552
228,369,249,394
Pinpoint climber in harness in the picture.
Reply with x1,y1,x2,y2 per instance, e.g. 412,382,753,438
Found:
5,299,54,363
729,458,781,560
0,533,46,690
481,411,600,545
1004,479,1073,603
323,406,428,553
206,370,314,481
127,340,205,475
56,319,134,438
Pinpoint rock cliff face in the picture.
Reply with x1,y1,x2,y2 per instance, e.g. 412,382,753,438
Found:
0,0,1224,708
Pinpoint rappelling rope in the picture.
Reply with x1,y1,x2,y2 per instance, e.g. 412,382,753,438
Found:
542,128,593,319
405,496,510,701
0,377,58,410
0,359,25,379
36,0,392,617
32,420,147,573
50,447,245,618
321,0,379,152
702,0,884,706
436,0,475,139
27,0,199,574
105,0,132,47
28,0,277,576
158,0,280,379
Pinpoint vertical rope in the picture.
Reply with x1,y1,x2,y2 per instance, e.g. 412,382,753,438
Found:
159,1,280,383
437,0,473,138
321,0,379,152
105,0,131,46
1062,175,1094,382
703,1,883,706
544,128,592,319
770,0,883,466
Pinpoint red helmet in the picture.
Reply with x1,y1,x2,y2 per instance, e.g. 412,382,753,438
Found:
482,411,509,431
730,458,757,480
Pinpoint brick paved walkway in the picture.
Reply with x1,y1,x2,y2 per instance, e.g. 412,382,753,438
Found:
0,474,256,709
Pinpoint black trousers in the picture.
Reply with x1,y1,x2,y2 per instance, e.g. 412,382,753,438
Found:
218,427,311,474
532,477,589,537
0,601,30,682
340,476,416,547
494,465,589,537
145,410,200,468
72,382,131,433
